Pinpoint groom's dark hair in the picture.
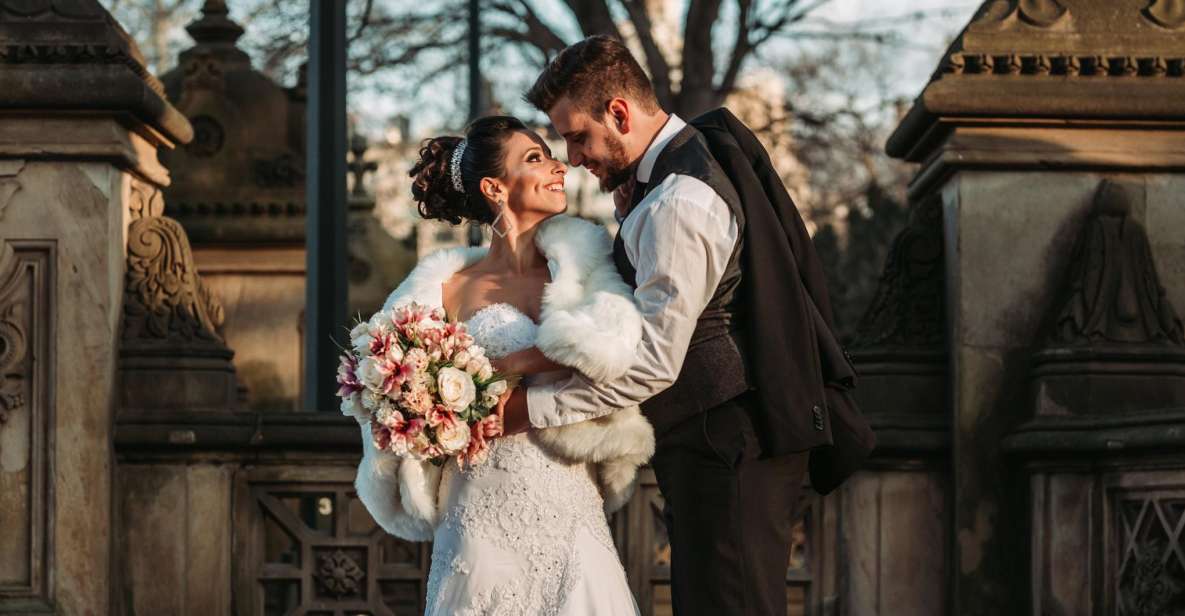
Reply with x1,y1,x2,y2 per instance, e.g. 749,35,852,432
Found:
525,35,660,118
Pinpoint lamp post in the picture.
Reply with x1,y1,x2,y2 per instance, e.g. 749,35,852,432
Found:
304,0,348,412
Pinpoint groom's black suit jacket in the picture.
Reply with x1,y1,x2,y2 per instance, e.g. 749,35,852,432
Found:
690,108,875,493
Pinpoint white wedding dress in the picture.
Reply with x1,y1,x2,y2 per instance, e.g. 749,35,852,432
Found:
424,302,640,616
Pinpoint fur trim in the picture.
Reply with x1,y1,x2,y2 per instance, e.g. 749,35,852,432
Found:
534,216,643,381
532,405,655,514
399,459,442,529
381,245,486,311
353,422,435,541
357,214,653,533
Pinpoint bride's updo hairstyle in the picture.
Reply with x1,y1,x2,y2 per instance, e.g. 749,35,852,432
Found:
409,115,528,225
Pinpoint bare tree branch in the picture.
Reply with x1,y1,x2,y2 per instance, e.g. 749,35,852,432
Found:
352,0,375,41
487,0,567,62
561,0,621,39
620,0,674,109
679,0,725,116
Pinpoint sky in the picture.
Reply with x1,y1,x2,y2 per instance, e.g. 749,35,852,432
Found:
350,0,981,138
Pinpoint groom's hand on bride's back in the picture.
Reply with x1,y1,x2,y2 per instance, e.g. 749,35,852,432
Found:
494,387,531,436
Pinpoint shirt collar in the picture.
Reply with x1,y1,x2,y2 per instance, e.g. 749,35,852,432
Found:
635,114,685,184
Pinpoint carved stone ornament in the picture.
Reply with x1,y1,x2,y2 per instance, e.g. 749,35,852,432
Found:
972,0,1070,28
1115,496,1185,616
122,210,226,345
851,194,946,351
0,243,27,426
1144,0,1185,29
315,549,365,597
1028,181,1185,417
122,180,225,343
1045,181,1184,348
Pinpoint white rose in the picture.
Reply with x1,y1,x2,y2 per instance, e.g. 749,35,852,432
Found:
485,380,507,397
452,350,471,371
437,367,477,411
481,392,499,408
436,416,471,453
349,322,373,354
477,363,493,381
357,357,384,391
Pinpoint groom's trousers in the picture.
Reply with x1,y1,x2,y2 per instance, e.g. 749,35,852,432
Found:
651,391,810,616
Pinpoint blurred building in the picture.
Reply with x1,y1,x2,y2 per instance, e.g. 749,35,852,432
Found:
156,0,414,411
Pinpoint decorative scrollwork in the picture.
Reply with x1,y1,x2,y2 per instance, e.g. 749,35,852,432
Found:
971,0,1069,28
122,214,225,344
128,177,164,220
0,242,27,427
1144,0,1185,29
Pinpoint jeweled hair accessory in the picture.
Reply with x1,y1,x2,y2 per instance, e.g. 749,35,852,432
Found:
449,139,468,193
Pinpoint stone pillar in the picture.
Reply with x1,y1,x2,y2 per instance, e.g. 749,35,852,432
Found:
837,194,950,616
0,1,192,613
885,1,1185,613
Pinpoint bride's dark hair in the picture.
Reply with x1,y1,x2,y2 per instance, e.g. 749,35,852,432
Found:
409,115,528,225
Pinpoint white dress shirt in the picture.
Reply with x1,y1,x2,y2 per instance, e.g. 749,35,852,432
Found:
526,114,740,427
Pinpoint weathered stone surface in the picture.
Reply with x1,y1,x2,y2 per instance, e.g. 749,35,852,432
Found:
193,247,306,410
838,470,947,615
0,159,123,613
114,464,232,615
0,0,192,144
888,0,1185,159
118,176,240,415
1029,472,1096,616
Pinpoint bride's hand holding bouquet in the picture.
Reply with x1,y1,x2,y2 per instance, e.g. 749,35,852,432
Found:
336,302,512,468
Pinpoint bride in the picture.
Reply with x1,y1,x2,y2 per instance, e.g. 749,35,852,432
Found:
352,115,650,615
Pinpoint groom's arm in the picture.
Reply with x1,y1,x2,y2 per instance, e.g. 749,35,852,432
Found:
524,175,737,428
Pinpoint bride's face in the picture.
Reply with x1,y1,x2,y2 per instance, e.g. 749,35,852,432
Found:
497,130,568,220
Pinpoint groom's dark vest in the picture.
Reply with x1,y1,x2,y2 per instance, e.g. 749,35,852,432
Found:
612,126,752,434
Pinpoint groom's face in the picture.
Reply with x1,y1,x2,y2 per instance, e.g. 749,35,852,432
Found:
548,97,633,193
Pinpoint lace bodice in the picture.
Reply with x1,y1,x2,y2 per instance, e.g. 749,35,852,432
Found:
464,303,538,360
424,302,626,616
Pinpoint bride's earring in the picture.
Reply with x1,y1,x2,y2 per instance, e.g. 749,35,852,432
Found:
491,198,513,238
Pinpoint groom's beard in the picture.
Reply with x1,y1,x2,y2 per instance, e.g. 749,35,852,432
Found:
597,132,635,193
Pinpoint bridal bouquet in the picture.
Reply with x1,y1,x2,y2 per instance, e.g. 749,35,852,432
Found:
336,302,508,467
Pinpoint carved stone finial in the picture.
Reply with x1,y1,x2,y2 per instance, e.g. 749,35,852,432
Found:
1045,181,1184,348
185,0,244,46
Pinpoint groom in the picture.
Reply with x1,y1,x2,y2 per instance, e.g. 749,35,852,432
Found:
499,35,869,615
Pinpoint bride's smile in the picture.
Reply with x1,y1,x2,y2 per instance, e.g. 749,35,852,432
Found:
494,130,568,219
